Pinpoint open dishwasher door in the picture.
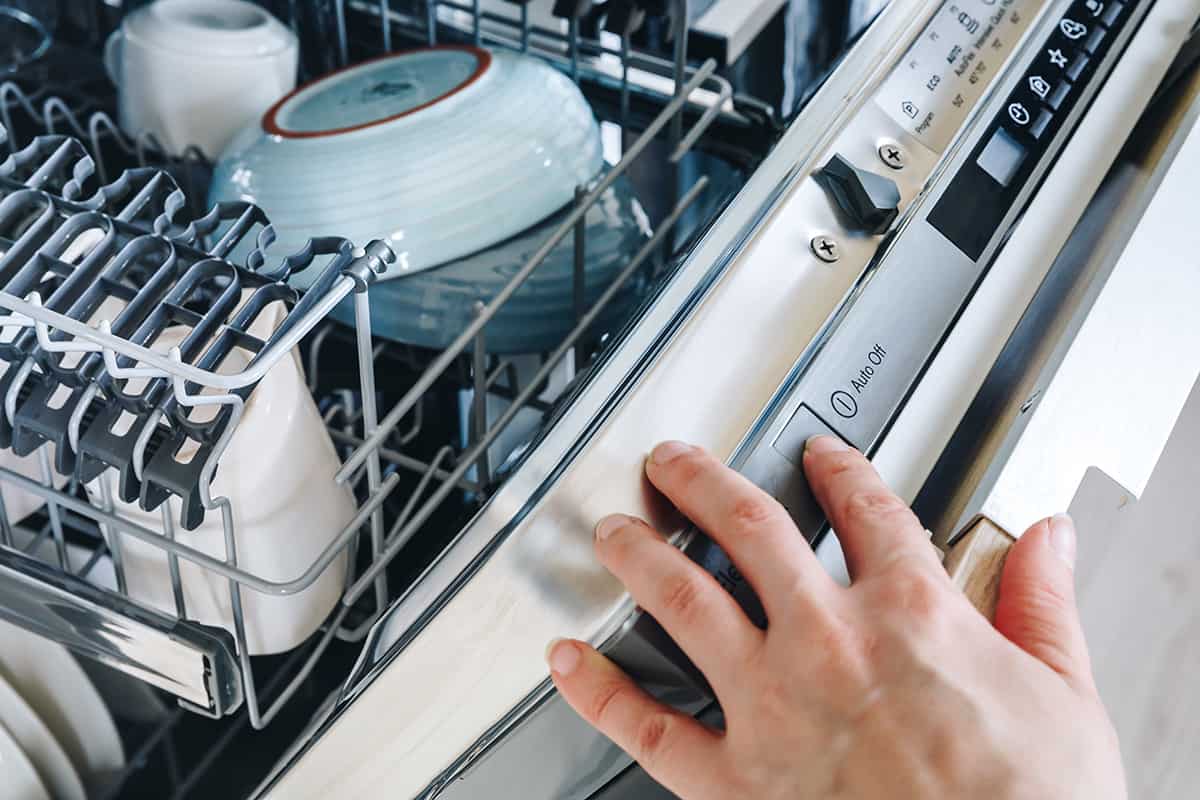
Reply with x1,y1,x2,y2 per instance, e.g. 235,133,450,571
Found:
259,1,1200,798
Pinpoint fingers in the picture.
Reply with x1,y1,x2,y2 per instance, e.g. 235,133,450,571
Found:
993,515,1096,694
594,514,763,688
643,442,836,615
802,436,939,580
547,639,728,798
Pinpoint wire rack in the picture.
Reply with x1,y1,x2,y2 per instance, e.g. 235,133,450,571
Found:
0,1,773,797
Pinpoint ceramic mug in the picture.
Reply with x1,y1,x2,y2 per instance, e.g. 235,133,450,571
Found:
84,297,355,655
104,0,298,159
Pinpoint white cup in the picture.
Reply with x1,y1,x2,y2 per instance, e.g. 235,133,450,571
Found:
104,0,298,159
85,297,355,655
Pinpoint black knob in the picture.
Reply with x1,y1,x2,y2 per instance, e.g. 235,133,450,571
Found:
815,154,901,235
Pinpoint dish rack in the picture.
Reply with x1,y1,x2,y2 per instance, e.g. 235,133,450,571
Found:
0,1,791,796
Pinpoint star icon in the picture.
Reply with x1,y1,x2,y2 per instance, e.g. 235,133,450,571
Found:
1048,48,1068,68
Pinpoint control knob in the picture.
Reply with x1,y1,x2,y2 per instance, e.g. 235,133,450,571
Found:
815,154,902,235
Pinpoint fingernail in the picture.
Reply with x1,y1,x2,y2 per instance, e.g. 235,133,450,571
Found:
1049,513,1077,570
546,638,581,676
805,434,849,454
650,441,695,465
595,514,628,541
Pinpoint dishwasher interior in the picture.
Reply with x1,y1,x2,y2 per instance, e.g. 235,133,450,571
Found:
0,2,881,797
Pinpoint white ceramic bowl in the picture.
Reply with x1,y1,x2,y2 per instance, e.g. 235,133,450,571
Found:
86,298,354,655
209,46,604,280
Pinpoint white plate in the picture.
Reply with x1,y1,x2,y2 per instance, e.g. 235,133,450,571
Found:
0,718,49,800
0,621,124,783
0,673,85,800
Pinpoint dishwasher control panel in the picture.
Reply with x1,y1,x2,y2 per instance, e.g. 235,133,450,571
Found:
929,0,1137,258
876,0,1040,152
684,0,1154,625
767,0,1148,533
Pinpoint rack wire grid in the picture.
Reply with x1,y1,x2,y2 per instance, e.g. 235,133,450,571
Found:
0,1,774,797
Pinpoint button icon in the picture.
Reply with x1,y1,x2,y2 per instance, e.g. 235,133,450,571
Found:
1085,0,1105,17
1060,18,1088,39
1008,102,1031,126
1048,48,1068,68
1029,75,1051,98
831,391,859,419
901,100,919,119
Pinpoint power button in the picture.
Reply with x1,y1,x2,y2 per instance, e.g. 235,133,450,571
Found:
767,404,844,540
830,391,859,419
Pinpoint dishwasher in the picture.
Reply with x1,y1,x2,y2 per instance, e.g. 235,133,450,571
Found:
1,1,1199,798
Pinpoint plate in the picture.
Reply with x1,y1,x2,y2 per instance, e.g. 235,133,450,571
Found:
0,620,124,782
327,171,653,354
0,673,85,800
0,718,47,800
210,47,603,279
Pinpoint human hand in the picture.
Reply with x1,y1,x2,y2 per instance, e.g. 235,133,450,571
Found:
546,436,1126,799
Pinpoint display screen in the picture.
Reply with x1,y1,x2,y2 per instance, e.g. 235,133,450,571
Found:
977,128,1028,186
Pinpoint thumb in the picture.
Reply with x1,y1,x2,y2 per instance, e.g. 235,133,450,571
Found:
992,514,1096,693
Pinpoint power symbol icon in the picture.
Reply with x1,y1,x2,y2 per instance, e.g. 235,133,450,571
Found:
831,391,859,419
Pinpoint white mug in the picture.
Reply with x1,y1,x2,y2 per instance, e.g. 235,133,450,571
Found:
85,297,355,655
104,0,298,159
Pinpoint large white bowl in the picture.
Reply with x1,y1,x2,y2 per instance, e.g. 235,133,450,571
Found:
326,169,653,353
209,46,604,280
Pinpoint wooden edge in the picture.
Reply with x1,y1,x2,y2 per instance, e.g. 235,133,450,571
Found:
943,518,1018,622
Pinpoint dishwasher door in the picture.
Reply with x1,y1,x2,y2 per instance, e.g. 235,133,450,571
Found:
259,2,1200,798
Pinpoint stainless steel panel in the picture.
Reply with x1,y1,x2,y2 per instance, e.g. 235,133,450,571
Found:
789,225,976,450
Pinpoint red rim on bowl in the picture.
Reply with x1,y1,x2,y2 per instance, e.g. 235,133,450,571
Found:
262,45,492,139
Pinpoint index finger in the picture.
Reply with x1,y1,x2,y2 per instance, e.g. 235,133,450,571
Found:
644,442,837,620
802,435,941,580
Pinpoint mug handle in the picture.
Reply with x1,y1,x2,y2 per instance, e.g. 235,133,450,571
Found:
103,30,123,87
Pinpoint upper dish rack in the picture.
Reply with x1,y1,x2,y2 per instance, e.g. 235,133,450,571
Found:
0,124,400,717
0,6,764,795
